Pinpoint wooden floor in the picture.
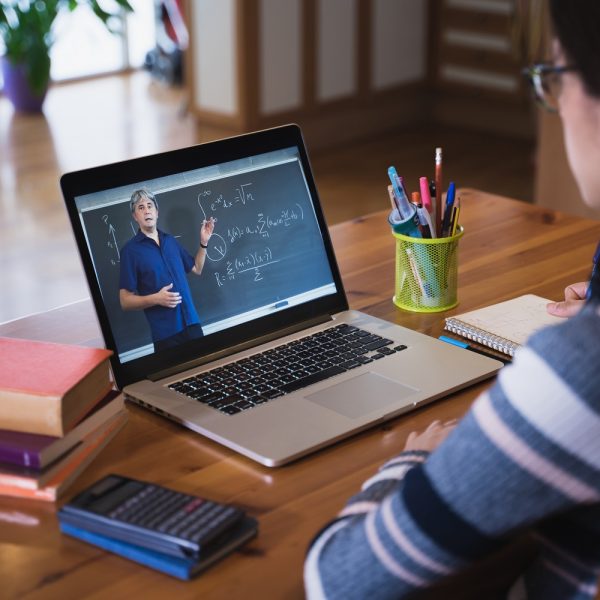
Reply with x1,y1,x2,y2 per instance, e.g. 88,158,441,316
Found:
0,71,535,324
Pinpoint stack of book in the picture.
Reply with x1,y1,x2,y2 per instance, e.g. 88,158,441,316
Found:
0,337,127,501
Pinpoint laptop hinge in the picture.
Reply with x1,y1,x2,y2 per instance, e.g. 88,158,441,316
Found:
148,314,333,382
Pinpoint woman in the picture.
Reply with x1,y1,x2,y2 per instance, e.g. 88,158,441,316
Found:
304,1,600,598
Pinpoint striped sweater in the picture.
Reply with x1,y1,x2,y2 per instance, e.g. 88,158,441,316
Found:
305,294,600,599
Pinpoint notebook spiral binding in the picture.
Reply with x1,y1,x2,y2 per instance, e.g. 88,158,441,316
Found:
444,320,519,357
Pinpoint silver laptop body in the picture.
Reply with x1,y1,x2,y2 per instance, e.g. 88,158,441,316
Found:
62,124,501,467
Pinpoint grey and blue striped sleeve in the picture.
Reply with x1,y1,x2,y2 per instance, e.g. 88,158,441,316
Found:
305,303,600,600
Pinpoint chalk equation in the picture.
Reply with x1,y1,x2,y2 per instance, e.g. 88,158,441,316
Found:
197,183,254,219
100,215,145,266
213,246,279,286
226,203,304,243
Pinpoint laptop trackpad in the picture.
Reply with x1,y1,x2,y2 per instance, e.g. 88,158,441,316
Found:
306,372,419,419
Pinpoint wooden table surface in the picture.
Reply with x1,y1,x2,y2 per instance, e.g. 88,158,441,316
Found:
1,190,599,599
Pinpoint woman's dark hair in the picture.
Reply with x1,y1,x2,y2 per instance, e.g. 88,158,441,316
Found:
549,0,600,97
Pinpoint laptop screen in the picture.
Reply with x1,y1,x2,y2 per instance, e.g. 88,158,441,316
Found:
62,126,348,388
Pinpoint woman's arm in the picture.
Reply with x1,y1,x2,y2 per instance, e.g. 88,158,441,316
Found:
305,305,600,600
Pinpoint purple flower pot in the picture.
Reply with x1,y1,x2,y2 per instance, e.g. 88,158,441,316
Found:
1,57,47,112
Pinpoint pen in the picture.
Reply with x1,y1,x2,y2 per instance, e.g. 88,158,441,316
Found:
435,147,443,239
438,335,510,364
441,181,456,237
429,179,437,236
388,185,423,238
450,199,461,236
586,241,600,300
387,184,417,229
406,248,428,297
419,176,433,215
388,167,412,219
387,184,401,215
416,206,434,239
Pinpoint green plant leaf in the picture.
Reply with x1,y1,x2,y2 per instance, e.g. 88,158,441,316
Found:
1,0,134,96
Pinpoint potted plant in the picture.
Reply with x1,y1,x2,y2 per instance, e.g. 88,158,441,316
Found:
0,0,133,112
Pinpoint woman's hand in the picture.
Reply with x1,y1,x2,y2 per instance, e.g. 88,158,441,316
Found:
403,419,458,453
546,282,588,318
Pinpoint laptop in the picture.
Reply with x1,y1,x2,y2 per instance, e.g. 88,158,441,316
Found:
61,124,501,467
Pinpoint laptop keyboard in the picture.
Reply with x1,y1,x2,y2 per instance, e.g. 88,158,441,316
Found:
167,324,408,415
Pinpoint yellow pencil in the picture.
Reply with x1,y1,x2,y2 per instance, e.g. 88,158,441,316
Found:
450,201,461,236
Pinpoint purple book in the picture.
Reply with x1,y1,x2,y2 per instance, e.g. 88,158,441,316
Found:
0,391,123,470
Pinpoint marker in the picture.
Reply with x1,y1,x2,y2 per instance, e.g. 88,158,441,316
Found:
441,181,456,237
419,177,433,215
438,335,510,364
435,147,443,238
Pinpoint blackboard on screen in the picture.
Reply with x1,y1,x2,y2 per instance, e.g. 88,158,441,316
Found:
81,160,334,354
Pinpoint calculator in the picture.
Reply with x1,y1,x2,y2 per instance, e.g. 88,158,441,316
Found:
58,474,247,559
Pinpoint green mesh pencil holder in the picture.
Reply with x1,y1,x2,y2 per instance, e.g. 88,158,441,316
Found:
392,226,464,313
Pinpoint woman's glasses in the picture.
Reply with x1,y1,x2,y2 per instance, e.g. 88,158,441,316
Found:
522,63,577,112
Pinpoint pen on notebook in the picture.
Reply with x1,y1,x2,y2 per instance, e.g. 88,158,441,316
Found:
435,147,443,238
438,335,510,364
586,241,600,300
441,181,456,237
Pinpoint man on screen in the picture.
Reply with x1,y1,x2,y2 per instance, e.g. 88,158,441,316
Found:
119,189,215,352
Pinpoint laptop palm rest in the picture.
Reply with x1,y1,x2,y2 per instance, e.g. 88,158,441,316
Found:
306,372,418,419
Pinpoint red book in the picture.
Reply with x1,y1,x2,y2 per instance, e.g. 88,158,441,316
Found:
0,337,113,436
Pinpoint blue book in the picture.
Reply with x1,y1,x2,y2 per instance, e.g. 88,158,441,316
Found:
60,518,258,580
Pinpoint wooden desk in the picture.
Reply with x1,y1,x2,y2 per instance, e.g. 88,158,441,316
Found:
2,190,599,599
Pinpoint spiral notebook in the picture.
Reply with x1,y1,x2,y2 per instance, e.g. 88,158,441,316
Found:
444,294,563,357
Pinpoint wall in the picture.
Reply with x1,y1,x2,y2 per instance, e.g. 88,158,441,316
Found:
185,0,430,148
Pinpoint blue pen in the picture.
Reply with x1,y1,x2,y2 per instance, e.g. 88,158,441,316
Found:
440,182,456,237
586,241,600,300
438,335,509,364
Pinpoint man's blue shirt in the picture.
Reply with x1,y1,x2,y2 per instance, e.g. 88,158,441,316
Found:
119,229,200,342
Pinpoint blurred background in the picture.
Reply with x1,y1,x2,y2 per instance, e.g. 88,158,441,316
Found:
0,0,594,324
